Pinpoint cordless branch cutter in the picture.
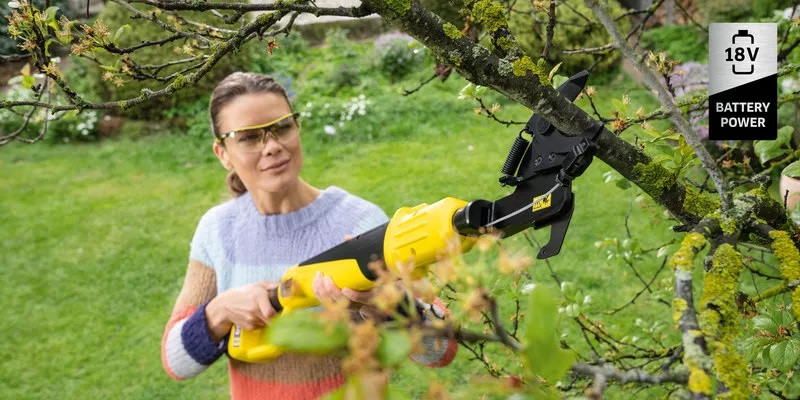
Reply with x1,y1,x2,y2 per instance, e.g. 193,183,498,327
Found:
228,70,604,363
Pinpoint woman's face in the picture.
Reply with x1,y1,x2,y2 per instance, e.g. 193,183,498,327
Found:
213,92,303,195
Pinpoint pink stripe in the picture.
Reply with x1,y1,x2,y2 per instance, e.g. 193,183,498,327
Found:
229,363,345,400
161,306,198,381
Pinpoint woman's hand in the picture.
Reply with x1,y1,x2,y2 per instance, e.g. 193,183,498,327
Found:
205,281,278,342
312,272,385,320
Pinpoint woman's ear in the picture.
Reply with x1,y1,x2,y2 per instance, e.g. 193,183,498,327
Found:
213,142,233,171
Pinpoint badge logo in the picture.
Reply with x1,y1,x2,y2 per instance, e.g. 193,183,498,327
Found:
532,193,552,212
709,23,777,140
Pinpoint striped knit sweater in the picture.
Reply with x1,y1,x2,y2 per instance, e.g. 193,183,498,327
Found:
161,186,457,399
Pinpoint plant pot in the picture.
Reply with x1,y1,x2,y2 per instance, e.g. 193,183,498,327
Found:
780,174,800,211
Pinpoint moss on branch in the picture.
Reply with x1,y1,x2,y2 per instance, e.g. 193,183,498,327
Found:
769,230,800,321
699,244,748,400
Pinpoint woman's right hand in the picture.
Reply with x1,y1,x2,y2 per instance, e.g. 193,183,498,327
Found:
205,281,278,342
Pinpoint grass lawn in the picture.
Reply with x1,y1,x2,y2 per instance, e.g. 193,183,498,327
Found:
0,51,694,398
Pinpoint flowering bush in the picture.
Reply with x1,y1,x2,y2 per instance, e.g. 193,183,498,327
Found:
300,94,371,138
373,31,427,81
0,74,101,143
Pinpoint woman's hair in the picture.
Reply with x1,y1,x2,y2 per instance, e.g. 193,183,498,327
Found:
209,72,292,196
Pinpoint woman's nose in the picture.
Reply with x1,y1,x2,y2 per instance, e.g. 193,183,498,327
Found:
260,136,282,156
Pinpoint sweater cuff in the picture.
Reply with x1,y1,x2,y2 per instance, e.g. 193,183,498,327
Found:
181,302,227,365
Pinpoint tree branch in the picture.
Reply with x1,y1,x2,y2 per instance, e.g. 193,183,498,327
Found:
584,0,731,212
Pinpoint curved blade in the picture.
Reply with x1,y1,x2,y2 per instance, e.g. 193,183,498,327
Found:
526,70,589,135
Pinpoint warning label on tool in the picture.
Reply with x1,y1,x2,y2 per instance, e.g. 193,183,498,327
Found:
709,23,777,140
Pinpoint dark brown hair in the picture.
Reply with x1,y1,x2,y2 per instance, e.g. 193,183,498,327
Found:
209,72,293,196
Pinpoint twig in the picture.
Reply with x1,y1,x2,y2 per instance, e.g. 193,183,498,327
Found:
607,257,668,315
541,0,556,60
572,363,688,384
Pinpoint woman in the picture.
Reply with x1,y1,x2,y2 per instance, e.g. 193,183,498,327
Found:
161,72,457,400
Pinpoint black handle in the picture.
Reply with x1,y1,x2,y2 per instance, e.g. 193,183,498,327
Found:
298,222,389,281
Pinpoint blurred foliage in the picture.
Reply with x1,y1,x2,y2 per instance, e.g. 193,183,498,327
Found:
509,0,629,74
373,32,429,81
0,74,102,143
701,0,793,23
86,1,258,120
641,25,708,63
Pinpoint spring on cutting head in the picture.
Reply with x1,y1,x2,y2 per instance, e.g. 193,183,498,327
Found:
501,132,530,176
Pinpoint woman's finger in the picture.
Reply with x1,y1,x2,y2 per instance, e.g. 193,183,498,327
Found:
323,275,345,302
341,288,375,304
256,291,274,323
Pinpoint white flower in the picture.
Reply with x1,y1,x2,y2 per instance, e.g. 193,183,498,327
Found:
323,125,336,135
8,1,20,8
359,94,365,100
520,283,536,294
467,145,474,151
50,57,61,64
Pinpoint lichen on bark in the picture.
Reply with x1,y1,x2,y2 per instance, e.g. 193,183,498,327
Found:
769,230,800,321
699,244,748,400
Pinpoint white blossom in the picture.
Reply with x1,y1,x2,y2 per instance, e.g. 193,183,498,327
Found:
8,1,20,8
323,125,336,135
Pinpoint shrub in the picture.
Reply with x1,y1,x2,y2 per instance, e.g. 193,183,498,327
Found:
373,31,428,81
641,25,708,63
509,0,629,74
0,74,102,143
702,0,753,23
84,1,258,120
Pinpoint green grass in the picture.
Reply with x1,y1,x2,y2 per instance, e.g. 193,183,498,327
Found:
0,41,697,398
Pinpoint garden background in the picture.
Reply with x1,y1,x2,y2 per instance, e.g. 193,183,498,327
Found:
3,0,800,398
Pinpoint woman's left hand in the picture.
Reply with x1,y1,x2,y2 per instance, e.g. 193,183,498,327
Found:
311,271,374,304
312,272,384,319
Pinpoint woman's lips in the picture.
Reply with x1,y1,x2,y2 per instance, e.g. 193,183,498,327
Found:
261,159,289,172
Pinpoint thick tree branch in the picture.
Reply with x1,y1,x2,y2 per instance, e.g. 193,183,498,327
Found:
361,0,706,227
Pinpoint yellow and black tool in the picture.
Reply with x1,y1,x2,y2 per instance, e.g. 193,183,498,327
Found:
227,70,604,363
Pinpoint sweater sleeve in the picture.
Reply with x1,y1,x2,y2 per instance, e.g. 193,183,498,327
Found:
161,259,225,380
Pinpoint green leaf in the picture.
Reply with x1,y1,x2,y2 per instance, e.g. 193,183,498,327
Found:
523,285,575,385
783,340,800,370
770,341,788,369
755,126,793,165
752,315,776,331
268,311,348,354
611,98,628,118
113,25,131,46
783,160,800,179
44,6,59,23
615,179,631,190
457,83,474,100
551,74,568,89
377,330,411,367
21,75,35,89
384,385,408,400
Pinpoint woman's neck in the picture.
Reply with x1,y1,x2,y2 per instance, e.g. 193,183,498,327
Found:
250,179,321,215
